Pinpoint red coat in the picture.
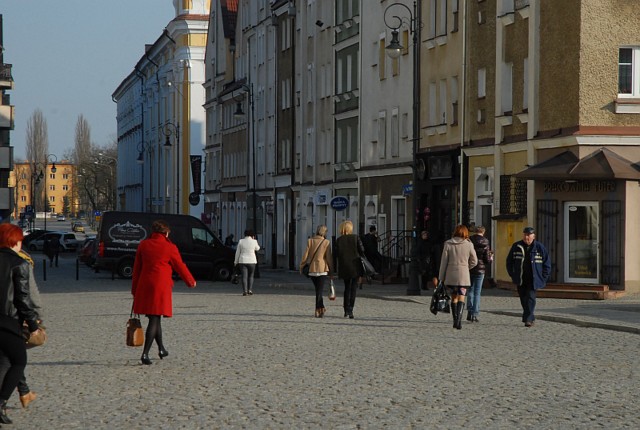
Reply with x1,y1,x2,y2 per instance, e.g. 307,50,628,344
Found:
131,233,196,317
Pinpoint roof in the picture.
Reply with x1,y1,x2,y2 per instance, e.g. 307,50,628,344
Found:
515,148,640,181
221,0,238,40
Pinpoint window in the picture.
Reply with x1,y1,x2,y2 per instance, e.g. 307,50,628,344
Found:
429,82,437,126
478,68,486,98
618,47,640,97
523,58,529,110
378,111,386,159
439,79,447,124
379,38,386,80
501,62,513,114
391,108,400,157
63,185,69,191
499,175,527,215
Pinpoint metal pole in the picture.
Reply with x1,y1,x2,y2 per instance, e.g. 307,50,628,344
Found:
406,0,422,295
250,85,260,278
176,124,180,214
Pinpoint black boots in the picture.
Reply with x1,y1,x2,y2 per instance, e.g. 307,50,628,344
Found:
452,302,465,330
0,399,12,424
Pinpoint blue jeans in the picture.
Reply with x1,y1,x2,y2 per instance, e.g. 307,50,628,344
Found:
467,274,485,316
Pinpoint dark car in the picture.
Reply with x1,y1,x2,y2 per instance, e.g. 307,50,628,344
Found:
78,237,96,266
22,230,53,248
93,211,235,281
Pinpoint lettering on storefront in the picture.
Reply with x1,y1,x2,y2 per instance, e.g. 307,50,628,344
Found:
543,181,616,193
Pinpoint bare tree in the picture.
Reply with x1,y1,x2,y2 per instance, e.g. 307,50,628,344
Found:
25,109,49,210
74,114,93,165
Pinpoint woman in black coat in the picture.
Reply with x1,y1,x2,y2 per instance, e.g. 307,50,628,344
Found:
335,220,365,319
0,224,41,424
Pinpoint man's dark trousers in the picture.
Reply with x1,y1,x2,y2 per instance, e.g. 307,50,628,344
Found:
517,284,536,323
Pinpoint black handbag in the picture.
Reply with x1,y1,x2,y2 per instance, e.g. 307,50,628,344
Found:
231,265,241,284
358,256,377,278
430,282,451,315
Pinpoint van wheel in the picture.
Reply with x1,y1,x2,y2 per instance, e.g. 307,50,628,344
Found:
213,263,232,281
117,259,134,279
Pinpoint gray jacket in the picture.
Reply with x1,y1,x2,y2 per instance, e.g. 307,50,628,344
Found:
438,237,478,287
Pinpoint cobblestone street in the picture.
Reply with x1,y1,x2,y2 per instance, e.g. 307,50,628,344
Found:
6,255,640,429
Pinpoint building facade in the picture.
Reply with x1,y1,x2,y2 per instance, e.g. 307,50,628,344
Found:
113,0,210,218
0,15,15,222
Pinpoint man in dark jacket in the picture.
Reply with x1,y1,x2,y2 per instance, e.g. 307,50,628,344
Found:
361,225,383,273
506,226,551,327
467,226,492,322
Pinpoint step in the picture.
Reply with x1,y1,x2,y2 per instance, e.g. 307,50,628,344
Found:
536,289,607,300
544,283,609,292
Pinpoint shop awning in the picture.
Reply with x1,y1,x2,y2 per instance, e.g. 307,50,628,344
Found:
515,148,640,181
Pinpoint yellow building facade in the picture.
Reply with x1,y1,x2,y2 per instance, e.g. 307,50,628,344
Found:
11,161,78,219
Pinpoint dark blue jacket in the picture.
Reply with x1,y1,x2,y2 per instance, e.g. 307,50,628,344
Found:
506,240,551,290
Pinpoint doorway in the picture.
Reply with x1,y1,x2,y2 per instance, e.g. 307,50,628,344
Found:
564,202,599,283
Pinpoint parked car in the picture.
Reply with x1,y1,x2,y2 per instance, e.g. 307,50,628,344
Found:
78,236,96,266
93,211,234,280
28,232,79,252
72,222,85,233
57,214,66,222
22,229,53,248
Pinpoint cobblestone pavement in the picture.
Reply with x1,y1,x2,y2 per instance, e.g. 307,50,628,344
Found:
6,254,640,429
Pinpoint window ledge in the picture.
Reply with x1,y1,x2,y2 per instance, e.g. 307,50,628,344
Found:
426,126,437,136
615,98,640,114
516,112,529,124
436,35,448,46
436,124,447,135
498,12,515,26
496,114,513,127
426,39,436,50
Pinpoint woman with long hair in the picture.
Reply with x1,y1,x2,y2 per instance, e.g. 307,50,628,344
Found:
300,225,333,317
132,220,196,365
335,220,365,319
438,225,478,329
0,223,42,423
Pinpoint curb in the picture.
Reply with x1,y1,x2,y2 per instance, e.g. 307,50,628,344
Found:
488,310,640,335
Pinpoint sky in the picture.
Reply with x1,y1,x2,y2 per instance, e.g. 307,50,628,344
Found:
1,0,176,160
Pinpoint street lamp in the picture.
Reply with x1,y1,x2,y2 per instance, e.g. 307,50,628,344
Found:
30,168,43,229
164,122,180,214
94,161,115,210
233,83,257,240
234,82,260,277
43,154,58,232
384,1,422,295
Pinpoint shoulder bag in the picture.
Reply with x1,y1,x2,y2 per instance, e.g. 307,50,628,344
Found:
302,238,325,278
22,321,47,349
126,304,144,347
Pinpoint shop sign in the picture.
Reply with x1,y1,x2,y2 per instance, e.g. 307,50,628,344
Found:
330,196,349,211
543,180,616,193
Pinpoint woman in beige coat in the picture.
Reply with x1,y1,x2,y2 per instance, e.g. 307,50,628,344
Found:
300,225,333,317
438,225,478,329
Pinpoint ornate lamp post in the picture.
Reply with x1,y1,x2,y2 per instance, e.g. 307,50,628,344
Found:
234,83,260,277
233,83,257,240
384,1,422,295
43,154,58,232
164,122,180,214
30,168,44,229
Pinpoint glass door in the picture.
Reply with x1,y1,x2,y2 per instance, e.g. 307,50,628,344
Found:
564,202,599,283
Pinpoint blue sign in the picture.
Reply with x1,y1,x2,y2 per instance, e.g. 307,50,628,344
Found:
402,184,413,195
94,210,102,217
25,205,34,215
330,196,349,211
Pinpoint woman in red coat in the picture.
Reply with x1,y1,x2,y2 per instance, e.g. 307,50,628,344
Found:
132,220,196,365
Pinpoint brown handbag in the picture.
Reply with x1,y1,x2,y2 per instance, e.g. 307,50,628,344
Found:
22,322,47,349
126,305,144,347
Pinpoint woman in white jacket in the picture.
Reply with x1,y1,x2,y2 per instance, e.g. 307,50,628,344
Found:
234,230,260,296
438,225,478,329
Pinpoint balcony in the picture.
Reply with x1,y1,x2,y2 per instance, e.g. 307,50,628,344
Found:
0,105,15,129
0,64,14,90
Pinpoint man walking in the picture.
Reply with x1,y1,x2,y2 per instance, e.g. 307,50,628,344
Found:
506,227,551,327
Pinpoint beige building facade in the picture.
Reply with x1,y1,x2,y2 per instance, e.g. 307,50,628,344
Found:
461,0,640,292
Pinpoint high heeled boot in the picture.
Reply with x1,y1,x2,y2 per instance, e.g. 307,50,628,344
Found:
452,302,458,328
455,302,465,330
0,399,12,424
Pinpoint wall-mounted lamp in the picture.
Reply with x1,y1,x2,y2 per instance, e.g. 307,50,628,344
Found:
234,102,245,119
